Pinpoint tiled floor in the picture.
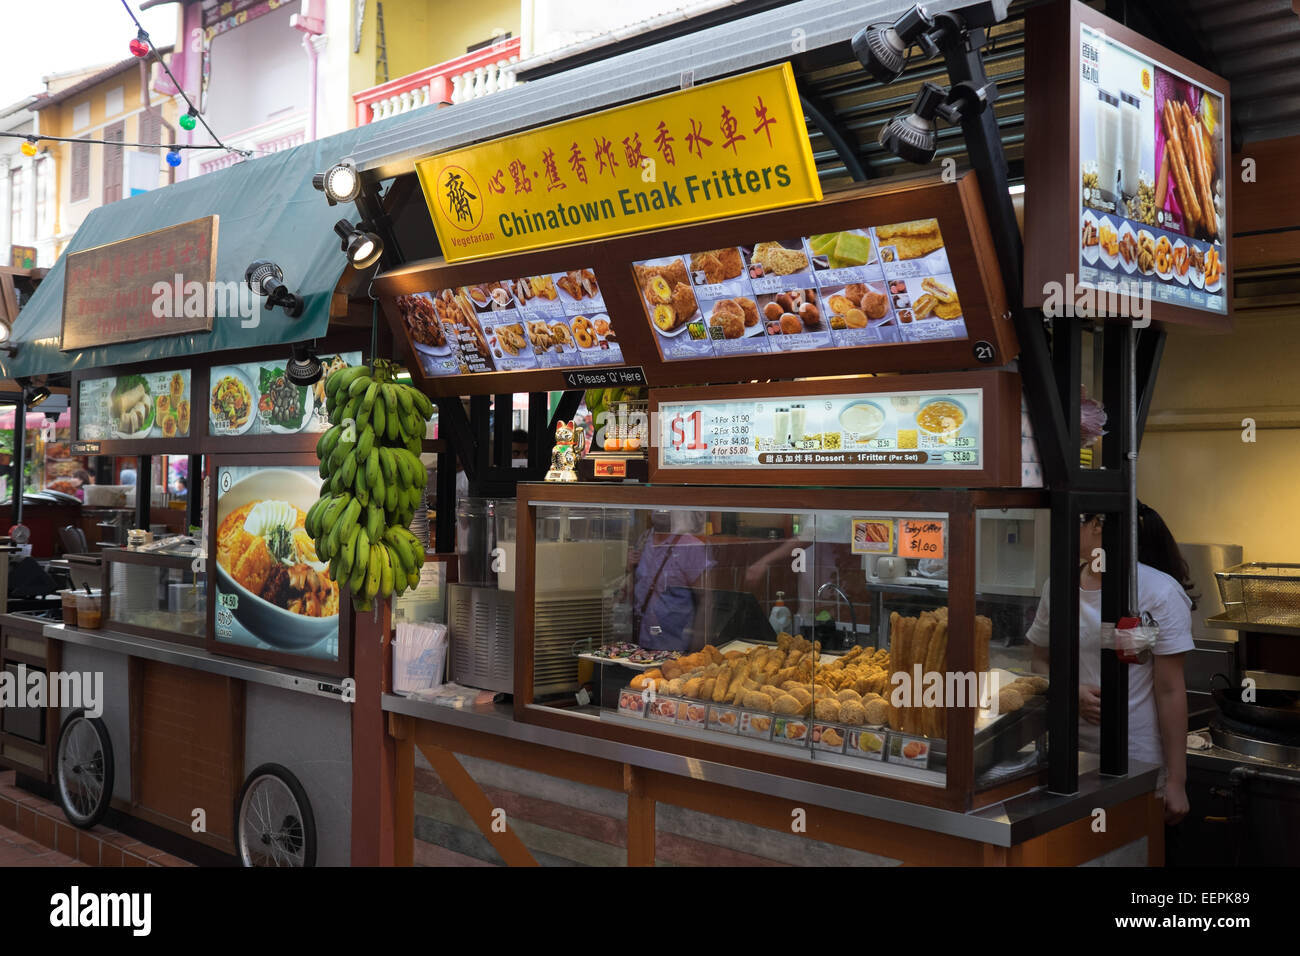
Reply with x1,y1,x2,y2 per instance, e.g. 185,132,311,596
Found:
0,771,192,867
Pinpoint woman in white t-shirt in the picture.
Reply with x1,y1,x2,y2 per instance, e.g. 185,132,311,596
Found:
1025,502,1194,824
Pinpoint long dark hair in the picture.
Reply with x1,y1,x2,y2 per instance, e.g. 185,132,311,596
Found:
1137,501,1198,610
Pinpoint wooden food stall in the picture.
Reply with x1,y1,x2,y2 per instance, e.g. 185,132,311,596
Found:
0,127,398,866
357,35,1193,865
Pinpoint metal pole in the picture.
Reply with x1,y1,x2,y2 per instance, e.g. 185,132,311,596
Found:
1128,323,1139,614
11,396,26,526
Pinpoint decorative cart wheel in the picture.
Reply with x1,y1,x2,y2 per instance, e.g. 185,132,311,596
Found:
235,764,317,867
55,710,115,829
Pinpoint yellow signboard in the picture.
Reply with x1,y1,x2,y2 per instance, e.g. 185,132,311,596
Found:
417,63,823,262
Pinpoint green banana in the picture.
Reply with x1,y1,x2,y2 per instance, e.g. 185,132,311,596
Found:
382,383,399,420
386,528,415,575
364,546,382,601
340,395,361,425
354,464,370,507
339,499,362,541
355,425,374,461
321,494,348,530
392,550,408,596
330,365,368,398
396,385,414,416
365,504,384,544
409,388,433,419
379,545,394,598
349,529,370,593
386,399,402,443
407,570,420,590
339,524,359,582
340,449,358,489
378,446,396,484
360,381,380,416
373,393,387,437
316,424,342,460
348,372,374,400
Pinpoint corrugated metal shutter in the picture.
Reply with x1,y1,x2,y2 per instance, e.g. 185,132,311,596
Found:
103,121,125,204
794,0,1029,189
70,139,90,203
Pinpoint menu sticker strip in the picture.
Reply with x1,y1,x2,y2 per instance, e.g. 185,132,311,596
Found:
658,388,983,471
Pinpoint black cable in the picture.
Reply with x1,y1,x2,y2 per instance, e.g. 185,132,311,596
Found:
116,0,252,159
1,131,234,152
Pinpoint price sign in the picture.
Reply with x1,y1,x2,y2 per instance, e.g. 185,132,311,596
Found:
898,519,945,559
658,387,984,472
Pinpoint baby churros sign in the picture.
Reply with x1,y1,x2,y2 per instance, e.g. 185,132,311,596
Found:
416,64,821,262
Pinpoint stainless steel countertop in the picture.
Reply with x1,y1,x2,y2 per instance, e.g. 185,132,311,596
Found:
382,693,1160,847
43,623,353,703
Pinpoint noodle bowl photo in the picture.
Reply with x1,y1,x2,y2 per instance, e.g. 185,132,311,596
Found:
215,468,339,649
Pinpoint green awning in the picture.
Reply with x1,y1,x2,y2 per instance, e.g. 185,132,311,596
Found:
3,123,388,379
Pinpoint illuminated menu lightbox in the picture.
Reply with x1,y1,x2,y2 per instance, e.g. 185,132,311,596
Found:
633,219,969,363
392,269,624,378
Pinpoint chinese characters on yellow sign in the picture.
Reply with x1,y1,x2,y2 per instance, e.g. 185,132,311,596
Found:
416,64,823,261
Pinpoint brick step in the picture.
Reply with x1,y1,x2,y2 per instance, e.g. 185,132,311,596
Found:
0,770,193,867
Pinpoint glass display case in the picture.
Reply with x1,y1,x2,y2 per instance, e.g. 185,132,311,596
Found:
103,540,207,645
517,484,1051,810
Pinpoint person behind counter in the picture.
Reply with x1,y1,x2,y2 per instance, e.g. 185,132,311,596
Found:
629,510,714,651
1025,502,1194,823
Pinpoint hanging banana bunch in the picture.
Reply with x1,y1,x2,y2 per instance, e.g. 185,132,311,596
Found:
304,359,433,611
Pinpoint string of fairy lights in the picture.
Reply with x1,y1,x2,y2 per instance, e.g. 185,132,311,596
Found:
6,0,254,168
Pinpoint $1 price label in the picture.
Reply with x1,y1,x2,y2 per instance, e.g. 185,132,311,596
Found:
898,519,945,559
666,407,753,461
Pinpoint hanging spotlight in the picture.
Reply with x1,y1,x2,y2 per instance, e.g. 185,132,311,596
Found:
179,109,198,132
285,343,323,387
25,385,51,408
878,82,962,165
166,150,183,167
20,137,38,157
0,321,11,345
245,260,305,317
333,220,384,269
312,159,360,205
851,5,936,85
129,29,150,58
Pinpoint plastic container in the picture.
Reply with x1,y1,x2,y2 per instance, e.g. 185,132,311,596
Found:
60,589,80,627
75,590,104,630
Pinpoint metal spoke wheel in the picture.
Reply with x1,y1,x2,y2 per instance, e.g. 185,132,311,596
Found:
56,710,115,829
236,764,316,867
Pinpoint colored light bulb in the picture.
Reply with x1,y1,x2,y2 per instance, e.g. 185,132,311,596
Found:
166,150,182,167
129,37,149,57
179,112,197,131
20,141,38,157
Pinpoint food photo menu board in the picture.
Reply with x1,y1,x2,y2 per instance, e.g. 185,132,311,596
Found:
78,369,193,441
392,269,624,378
634,218,968,362
208,351,364,437
1077,23,1227,313
657,386,984,472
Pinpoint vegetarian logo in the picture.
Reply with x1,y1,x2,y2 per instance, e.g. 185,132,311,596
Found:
438,165,483,232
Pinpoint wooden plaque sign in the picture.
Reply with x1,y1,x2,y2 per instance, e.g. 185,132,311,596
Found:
61,215,218,351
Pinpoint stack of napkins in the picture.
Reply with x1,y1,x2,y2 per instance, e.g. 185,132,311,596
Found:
392,621,448,696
